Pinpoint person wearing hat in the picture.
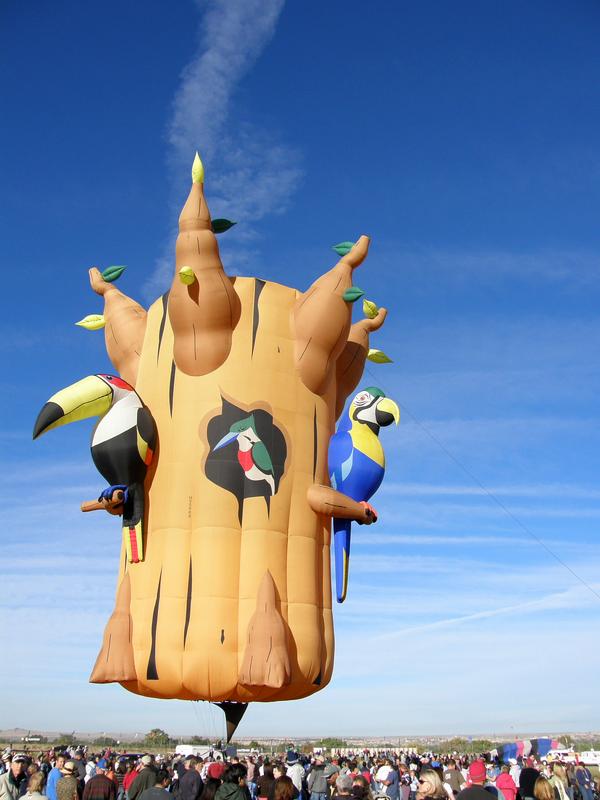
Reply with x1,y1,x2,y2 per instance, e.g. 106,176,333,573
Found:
82,760,116,800
56,762,79,800
128,759,157,800
455,761,491,800
0,756,28,800
46,756,67,800
208,764,225,782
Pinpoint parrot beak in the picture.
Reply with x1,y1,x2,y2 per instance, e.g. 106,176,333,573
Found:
375,396,400,427
212,430,239,451
33,375,113,439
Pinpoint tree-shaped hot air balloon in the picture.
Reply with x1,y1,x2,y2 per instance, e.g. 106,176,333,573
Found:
33,153,396,739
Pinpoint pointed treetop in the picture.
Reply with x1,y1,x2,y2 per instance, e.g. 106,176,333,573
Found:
192,152,205,184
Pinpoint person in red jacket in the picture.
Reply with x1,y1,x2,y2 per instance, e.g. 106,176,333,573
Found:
122,763,139,799
495,767,517,800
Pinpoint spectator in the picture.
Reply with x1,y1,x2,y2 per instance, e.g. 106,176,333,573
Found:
382,763,399,800
495,767,516,800
257,765,275,800
179,760,203,800
548,765,568,800
308,759,329,800
332,775,353,800
138,770,170,800
202,779,222,800
416,770,446,800
455,762,489,800
215,764,248,800
285,755,303,800
1,757,30,800
82,761,116,800
518,767,540,800
443,764,464,799
274,779,295,800
533,778,553,800
56,763,79,800
47,759,66,800
351,776,372,800
24,773,48,800
129,759,157,800
574,764,594,800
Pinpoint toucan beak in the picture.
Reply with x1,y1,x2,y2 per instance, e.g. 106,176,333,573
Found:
32,375,113,440
212,430,239,451
375,396,400,427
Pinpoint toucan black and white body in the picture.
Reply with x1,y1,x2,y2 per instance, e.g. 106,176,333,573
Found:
33,374,156,563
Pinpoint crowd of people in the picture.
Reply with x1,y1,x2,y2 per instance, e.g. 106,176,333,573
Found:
0,746,596,800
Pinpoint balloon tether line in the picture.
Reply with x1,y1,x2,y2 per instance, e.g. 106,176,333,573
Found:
364,365,600,605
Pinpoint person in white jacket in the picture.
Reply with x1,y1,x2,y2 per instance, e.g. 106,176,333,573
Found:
286,753,305,797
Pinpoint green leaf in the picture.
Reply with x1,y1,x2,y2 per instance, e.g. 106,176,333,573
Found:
178,266,196,285
342,286,365,303
332,241,355,257
367,348,393,364
363,299,379,319
101,265,126,283
212,218,237,234
75,314,106,331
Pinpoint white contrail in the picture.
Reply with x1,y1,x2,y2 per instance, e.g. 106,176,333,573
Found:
147,0,301,296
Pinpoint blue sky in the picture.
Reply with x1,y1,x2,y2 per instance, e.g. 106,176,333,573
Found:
2,0,600,739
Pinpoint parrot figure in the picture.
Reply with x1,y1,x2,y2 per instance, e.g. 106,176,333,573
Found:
328,386,399,603
32,374,156,563
212,414,275,495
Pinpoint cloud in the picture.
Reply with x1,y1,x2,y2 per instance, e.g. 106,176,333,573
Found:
146,0,302,296
380,481,600,500
378,245,600,286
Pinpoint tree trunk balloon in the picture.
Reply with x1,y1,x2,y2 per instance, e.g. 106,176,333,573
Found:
33,154,393,738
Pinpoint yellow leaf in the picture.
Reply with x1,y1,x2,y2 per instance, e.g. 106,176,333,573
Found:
191,152,204,184
179,266,196,285
363,299,379,319
75,314,105,331
367,348,393,364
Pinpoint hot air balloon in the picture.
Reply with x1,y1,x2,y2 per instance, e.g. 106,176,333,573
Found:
33,153,396,739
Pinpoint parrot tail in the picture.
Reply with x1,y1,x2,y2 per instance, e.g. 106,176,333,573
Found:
122,483,144,564
333,517,351,603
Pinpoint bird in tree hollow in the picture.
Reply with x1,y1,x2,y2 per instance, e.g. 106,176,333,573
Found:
328,386,400,603
212,414,276,495
32,374,156,563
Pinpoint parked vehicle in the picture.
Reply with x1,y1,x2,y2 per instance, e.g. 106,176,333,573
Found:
579,751,600,767
544,749,578,764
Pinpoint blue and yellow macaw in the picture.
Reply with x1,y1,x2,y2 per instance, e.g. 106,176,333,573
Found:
328,387,399,603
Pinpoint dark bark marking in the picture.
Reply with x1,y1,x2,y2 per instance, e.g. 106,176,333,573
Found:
146,571,162,680
183,559,193,647
298,336,312,362
168,360,176,417
157,291,170,363
251,279,266,356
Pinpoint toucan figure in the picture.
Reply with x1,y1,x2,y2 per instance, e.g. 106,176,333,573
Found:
212,414,275,495
328,386,399,603
33,374,156,563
